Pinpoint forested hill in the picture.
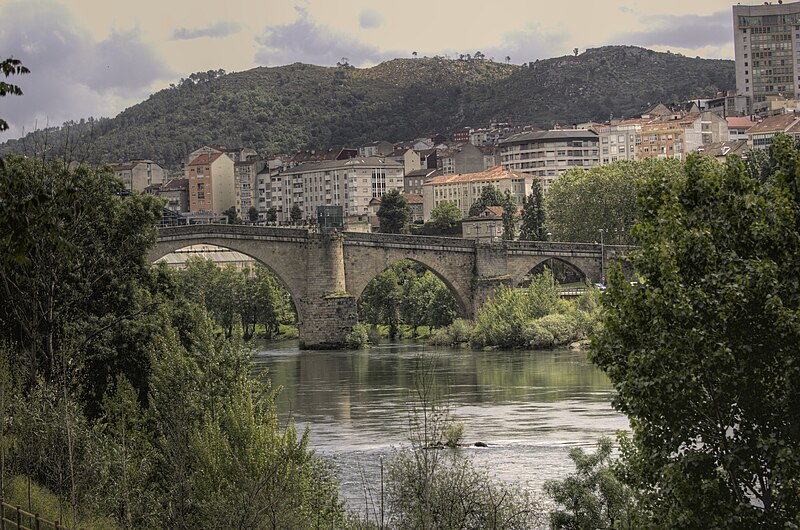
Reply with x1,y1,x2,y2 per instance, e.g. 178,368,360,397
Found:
1,46,734,168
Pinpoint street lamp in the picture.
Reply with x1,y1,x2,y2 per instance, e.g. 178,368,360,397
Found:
599,228,606,285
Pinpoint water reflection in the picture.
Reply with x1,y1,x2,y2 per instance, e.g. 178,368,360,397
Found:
253,341,628,509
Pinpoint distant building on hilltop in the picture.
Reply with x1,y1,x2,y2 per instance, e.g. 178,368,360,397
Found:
111,160,165,192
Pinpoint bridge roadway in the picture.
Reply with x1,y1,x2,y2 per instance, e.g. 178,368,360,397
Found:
152,225,632,348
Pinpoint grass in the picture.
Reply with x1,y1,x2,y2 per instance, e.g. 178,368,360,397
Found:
4,475,117,530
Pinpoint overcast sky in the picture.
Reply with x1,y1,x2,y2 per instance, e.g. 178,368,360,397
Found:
0,0,739,139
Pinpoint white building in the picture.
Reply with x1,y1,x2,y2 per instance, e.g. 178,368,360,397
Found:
498,130,600,194
271,157,404,222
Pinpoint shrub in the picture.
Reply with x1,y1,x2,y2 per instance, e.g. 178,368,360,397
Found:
429,318,473,346
345,322,370,349
471,286,530,349
443,421,464,447
537,314,578,345
527,268,560,318
524,321,555,349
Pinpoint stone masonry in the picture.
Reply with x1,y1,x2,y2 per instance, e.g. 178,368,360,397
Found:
151,225,632,348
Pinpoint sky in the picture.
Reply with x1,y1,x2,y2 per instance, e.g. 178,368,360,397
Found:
0,0,741,139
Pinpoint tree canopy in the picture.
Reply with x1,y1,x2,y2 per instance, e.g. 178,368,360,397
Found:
378,189,411,233
519,180,547,241
0,57,29,132
592,141,800,527
545,159,681,244
421,201,461,235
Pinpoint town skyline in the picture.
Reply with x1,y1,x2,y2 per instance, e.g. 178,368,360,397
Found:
0,0,742,139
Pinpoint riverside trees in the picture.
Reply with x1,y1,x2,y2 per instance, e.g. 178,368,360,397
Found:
592,142,800,527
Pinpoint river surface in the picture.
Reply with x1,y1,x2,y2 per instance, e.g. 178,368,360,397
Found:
252,340,628,511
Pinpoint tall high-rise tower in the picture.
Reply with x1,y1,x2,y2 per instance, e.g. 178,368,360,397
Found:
733,1,800,113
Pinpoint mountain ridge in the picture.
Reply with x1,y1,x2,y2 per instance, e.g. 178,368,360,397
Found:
0,45,735,168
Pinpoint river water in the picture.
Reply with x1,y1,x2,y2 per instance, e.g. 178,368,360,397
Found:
252,340,628,512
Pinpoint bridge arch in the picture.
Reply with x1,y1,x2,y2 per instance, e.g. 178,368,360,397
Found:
149,233,310,323
513,256,587,287
507,256,594,287
351,257,470,319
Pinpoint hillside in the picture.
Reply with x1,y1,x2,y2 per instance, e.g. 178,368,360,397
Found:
0,46,734,168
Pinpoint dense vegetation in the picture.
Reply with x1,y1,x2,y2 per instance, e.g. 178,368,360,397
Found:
358,260,460,340
0,46,733,167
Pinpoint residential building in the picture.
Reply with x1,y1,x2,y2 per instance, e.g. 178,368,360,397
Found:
597,120,645,164
111,160,165,192
235,158,267,219
639,112,729,160
359,140,394,157
452,127,471,142
461,206,519,242
498,130,600,194
733,2,800,113
155,178,190,213
404,168,441,195
726,116,758,140
697,140,751,161
746,112,800,149
186,152,236,215
421,165,536,221
256,157,283,218
272,157,404,222
289,147,358,166
437,143,485,175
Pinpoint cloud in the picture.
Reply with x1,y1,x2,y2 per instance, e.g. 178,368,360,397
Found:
480,25,569,63
359,8,383,29
0,0,174,138
172,21,243,40
611,11,732,48
255,6,392,66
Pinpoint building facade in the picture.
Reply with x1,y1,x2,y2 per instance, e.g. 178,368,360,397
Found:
271,157,404,222
186,152,235,215
498,130,600,194
733,2,800,113
111,160,165,192
421,165,536,221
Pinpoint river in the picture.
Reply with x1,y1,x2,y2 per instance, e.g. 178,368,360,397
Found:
252,340,628,512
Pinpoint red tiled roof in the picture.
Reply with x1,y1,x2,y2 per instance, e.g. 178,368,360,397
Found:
188,152,223,166
726,116,757,129
424,165,527,185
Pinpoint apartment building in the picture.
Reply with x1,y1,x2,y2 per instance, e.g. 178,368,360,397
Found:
186,152,235,215
498,130,600,193
111,160,165,192
437,143,485,175
271,157,404,222
733,1,800,113
746,112,800,149
639,112,729,160
597,120,645,164
234,158,267,219
421,165,536,221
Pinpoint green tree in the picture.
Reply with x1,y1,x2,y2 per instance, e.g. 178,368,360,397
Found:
545,160,680,244
592,148,800,527
247,206,259,222
468,185,505,216
359,266,403,338
0,57,29,132
290,204,302,223
519,181,547,241
424,201,461,235
544,437,636,530
266,206,278,223
377,189,411,234
222,206,238,224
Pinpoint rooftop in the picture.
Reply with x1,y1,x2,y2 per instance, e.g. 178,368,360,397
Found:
281,156,403,175
424,165,528,185
746,113,800,135
500,129,599,146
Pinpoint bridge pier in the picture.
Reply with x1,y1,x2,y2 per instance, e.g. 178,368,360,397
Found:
297,232,357,349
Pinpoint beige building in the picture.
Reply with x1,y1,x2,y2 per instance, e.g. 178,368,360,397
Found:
597,120,645,164
421,165,536,221
746,112,800,149
111,160,165,192
498,130,600,194
461,206,514,243
639,112,729,160
186,152,235,215
273,157,404,222
234,158,267,219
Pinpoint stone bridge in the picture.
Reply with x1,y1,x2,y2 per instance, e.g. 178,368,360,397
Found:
151,225,632,348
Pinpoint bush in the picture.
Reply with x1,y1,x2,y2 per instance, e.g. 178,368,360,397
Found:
471,286,530,349
443,421,464,447
345,322,370,349
524,321,555,349
429,318,473,346
537,314,578,345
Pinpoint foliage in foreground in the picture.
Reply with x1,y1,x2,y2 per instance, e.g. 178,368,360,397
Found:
592,141,800,527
